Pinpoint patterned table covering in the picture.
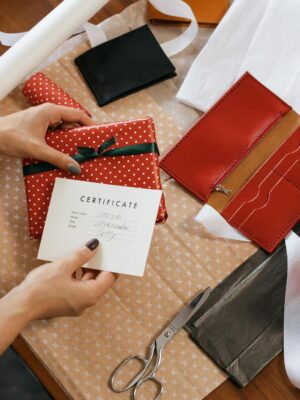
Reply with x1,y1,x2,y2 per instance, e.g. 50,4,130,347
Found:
0,1,255,399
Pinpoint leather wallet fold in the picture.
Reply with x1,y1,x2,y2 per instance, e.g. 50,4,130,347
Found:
185,221,300,386
75,25,176,106
160,72,300,252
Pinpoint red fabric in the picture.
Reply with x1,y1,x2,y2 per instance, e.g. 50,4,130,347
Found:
22,73,167,238
23,72,90,116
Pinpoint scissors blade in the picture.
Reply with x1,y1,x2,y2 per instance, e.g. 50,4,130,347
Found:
170,287,211,331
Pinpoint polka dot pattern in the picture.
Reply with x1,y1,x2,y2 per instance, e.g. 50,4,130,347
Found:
23,72,91,116
23,117,167,238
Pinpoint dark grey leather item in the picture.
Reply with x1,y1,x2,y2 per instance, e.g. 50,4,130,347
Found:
185,223,300,387
0,348,51,399
75,25,176,106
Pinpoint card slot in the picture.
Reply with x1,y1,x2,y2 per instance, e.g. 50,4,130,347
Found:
226,151,300,224
226,171,280,225
221,129,300,252
274,146,300,188
235,172,297,227
222,128,300,220
235,178,300,252
270,129,300,182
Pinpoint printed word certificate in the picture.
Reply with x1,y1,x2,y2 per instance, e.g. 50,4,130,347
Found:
38,178,162,276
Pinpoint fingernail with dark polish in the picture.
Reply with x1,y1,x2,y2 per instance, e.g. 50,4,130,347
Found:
68,164,81,175
85,238,99,251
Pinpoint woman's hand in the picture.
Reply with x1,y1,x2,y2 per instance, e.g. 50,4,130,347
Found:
0,239,117,353
0,104,94,175
18,238,117,320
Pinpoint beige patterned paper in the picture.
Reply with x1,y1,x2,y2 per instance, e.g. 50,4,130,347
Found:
0,35,257,400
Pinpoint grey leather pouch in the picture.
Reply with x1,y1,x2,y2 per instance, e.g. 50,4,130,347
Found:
185,223,300,387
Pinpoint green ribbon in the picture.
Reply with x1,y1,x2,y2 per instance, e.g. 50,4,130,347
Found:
23,136,160,176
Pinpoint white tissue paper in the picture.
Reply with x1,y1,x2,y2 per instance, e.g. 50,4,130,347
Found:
177,0,300,113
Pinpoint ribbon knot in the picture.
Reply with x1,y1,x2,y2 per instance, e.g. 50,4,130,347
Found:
23,136,160,176
74,136,117,163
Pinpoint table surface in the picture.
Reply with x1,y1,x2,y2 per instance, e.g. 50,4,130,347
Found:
1,1,300,399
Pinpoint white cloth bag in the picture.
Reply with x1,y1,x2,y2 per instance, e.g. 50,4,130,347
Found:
177,0,300,113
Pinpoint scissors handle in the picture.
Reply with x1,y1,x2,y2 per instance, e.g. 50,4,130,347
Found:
110,354,149,393
133,376,163,400
110,341,163,394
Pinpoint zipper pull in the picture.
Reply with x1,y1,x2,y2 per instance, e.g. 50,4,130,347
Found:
214,184,232,196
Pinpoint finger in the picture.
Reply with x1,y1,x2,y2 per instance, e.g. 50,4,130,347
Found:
82,271,94,281
60,122,79,129
82,271,96,281
37,143,81,175
50,105,94,126
74,268,83,280
81,267,99,281
40,103,93,126
92,271,118,296
63,239,100,274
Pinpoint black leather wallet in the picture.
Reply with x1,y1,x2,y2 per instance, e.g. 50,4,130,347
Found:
75,25,176,106
185,222,300,387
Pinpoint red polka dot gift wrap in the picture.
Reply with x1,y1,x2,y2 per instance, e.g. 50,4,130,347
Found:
23,72,91,116
22,73,167,239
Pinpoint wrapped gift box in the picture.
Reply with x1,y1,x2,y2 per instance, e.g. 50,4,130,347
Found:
22,73,167,238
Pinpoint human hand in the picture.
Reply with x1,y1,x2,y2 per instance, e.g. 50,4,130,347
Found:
14,239,117,321
0,104,94,174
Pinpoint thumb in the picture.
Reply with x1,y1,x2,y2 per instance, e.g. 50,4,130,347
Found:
37,143,81,175
63,239,100,274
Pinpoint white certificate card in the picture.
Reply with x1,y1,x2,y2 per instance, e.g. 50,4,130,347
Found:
38,178,162,276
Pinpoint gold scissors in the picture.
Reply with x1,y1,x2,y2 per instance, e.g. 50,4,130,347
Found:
110,287,211,400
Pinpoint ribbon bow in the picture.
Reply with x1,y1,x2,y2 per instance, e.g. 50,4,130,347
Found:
23,136,160,176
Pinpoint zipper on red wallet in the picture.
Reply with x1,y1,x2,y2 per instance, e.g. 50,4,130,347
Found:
214,184,232,196
209,112,286,200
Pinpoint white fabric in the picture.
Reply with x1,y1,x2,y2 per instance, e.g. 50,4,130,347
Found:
195,204,300,389
195,204,250,241
0,0,110,101
83,22,107,47
148,0,198,57
177,0,300,113
284,231,300,388
0,31,28,46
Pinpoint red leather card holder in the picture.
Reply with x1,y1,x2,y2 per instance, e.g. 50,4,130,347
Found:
160,72,291,202
221,128,300,252
160,72,300,252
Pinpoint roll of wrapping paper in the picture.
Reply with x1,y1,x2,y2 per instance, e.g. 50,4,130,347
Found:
0,0,109,101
